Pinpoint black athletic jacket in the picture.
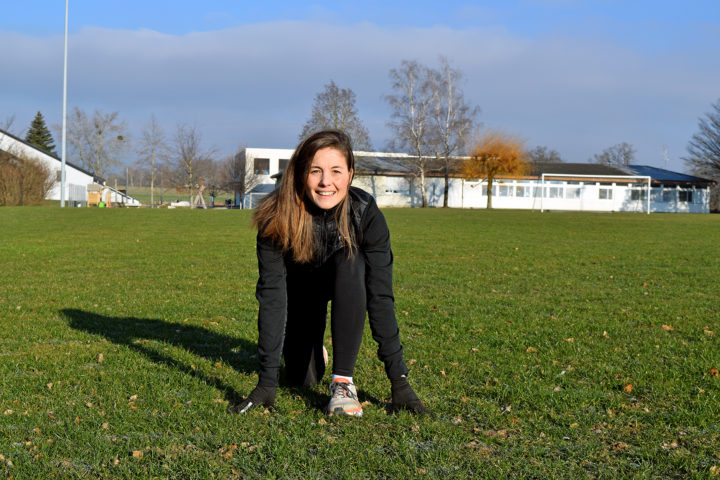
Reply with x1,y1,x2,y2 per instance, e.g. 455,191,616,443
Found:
255,186,405,386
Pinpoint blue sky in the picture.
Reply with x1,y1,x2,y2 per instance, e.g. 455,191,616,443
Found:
3,1,719,172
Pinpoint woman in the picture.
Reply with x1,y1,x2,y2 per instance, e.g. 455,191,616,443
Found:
231,130,426,416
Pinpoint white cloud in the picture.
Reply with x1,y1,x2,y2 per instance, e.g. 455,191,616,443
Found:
1,19,717,171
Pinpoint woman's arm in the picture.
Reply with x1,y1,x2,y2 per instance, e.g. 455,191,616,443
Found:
360,199,409,380
255,234,288,387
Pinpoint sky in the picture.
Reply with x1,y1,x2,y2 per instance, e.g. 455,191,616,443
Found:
2,0,719,173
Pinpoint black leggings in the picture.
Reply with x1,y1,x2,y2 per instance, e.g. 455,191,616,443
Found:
282,250,367,387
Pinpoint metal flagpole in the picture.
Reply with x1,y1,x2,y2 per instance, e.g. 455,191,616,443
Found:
61,0,69,207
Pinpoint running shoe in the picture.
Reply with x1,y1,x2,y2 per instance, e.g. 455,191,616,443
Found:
326,378,362,417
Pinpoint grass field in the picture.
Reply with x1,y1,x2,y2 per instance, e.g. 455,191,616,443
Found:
1,207,719,479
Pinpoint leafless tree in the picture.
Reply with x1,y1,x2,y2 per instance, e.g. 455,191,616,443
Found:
2,114,17,134
591,142,635,166
299,81,372,150
527,146,564,164
136,115,169,206
385,60,435,207
427,57,480,207
169,124,215,202
66,108,128,178
684,98,720,179
0,149,56,206
220,146,260,207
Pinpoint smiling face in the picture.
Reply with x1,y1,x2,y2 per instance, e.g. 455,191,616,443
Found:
305,147,353,210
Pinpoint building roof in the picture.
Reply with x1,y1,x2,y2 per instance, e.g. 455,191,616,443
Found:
355,155,417,175
529,162,629,177
623,165,715,185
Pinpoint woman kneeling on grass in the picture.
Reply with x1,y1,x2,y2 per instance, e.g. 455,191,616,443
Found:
230,129,427,417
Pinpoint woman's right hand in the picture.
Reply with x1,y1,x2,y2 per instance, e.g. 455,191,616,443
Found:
228,385,277,414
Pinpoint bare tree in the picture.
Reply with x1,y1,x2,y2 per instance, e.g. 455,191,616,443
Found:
220,146,260,207
427,57,480,207
684,98,720,179
591,142,635,166
386,60,434,207
0,149,56,206
136,115,169,207
527,145,564,164
66,108,128,178
169,124,215,202
2,114,17,134
299,81,372,150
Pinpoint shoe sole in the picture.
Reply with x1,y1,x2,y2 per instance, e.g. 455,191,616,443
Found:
327,406,362,417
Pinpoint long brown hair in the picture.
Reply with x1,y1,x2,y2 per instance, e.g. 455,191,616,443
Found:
252,130,356,263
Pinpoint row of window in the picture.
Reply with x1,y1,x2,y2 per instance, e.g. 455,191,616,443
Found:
477,184,698,203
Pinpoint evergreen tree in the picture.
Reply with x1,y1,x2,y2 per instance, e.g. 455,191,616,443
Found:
25,111,57,155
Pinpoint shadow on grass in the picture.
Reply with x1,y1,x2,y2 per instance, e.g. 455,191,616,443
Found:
62,308,258,406
62,309,389,414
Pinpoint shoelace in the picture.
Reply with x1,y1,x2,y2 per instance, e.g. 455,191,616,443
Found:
330,382,357,400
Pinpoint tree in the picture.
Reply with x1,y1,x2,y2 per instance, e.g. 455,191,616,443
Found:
427,57,480,207
385,60,435,207
299,80,372,150
25,111,57,155
0,150,56,206
219,146,260,207
2,114,16,134
527,145,563,164
66,108,128,178
169,124,215,202
591,142,635,166
462,131,528,209
136,115,169,207
684,98,720,179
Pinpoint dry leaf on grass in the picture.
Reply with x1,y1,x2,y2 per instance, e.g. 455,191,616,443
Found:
661,324,674,331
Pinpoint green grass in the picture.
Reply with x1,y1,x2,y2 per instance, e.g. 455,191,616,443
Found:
1,207,719,479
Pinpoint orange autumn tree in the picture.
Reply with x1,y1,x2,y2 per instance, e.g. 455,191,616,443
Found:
463,131,529,209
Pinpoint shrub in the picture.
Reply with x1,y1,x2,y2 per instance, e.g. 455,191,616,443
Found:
0,151,56,205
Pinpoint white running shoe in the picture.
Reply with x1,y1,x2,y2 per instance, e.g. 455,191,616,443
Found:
326,378,362,417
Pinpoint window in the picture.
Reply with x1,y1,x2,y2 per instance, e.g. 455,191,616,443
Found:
516,185,531,197
253,158,269,175
482,185,497,196
630,189,647,200
678,190,693,202
548,187,562,198
278,159,290,172
498,184,512,197
599,188,613,200
566,187,581,199
56,170,62,182
662,190,674,203
384,176,410,195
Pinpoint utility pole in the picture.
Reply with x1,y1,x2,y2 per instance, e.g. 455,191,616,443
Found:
60,0,69,207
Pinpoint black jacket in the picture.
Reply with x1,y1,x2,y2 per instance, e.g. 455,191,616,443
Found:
255,187,399,386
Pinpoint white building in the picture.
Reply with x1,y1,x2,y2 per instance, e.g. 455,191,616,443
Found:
0,129,139,206
243,148,715,213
